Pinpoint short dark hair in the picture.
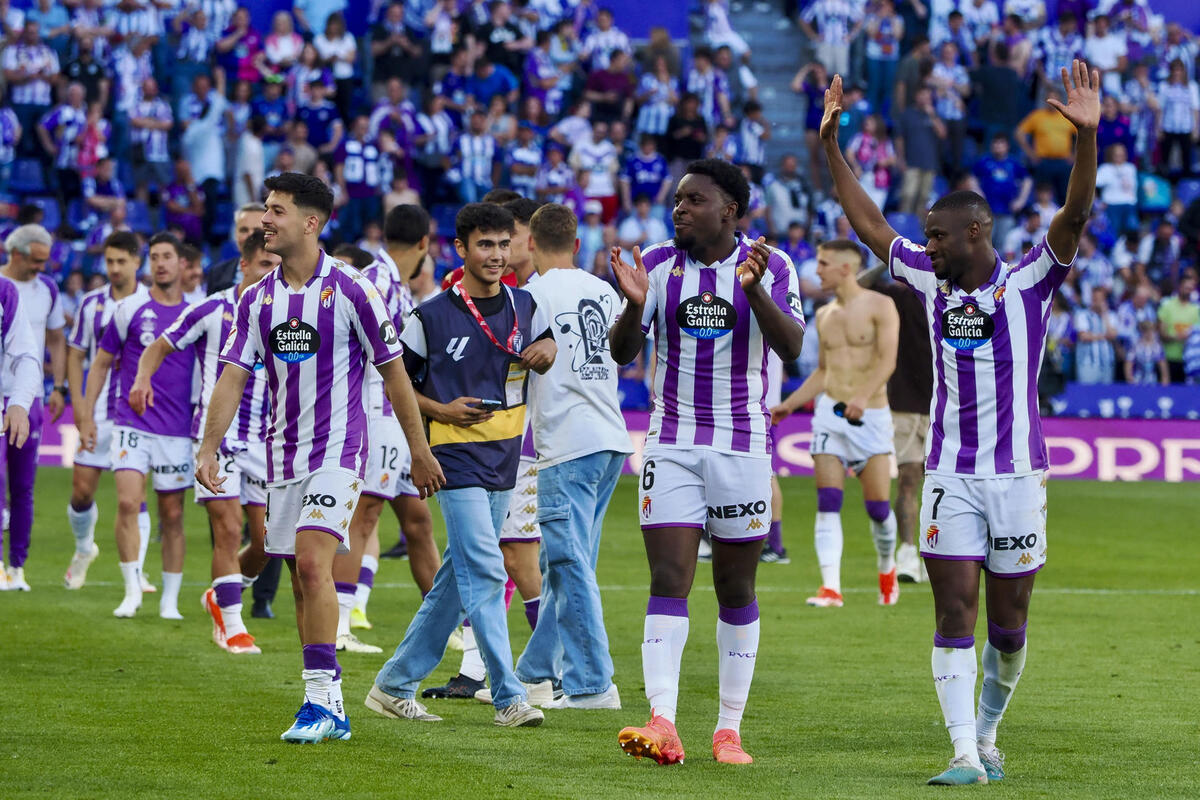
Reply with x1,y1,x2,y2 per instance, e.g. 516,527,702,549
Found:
929,190,994,224
384,204,430,247
482,188,523,205
744,100,763,116
331,244,376,270
263,172,334,221
147,231,183,256
15,204,43,225
818,238,865,268
503,197,542,226
685,158,751,218
179,242,203,264
529,203,578,253
240,229,268,261
104,230,140,257
455,203,515,244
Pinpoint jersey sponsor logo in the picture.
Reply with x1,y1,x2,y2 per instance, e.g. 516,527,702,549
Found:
925,523,939,548
152,463,190,475
555,296,614,379
446,337,469,361
786,292,803,316
707,500,768,519
379,319,398,346
942,302,994,350
270,317,321,362
677,292,737,339
303,493,337,507
991,533,1038,551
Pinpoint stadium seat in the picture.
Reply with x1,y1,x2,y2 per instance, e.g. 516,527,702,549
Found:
617,378,650,411
885,212,924,243
26,196,60,233
430,203,461,236
126,200,153,234
1174,178,1200,208
67,199,92,229
9,159,45,195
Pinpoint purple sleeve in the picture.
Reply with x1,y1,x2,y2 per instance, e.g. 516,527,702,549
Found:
98,311,125,355
638,243,678,333
163,297,220,350
218,286,259,372
347,273,404,366
888,236,936,294
1009,235,1075,298
767,250,807,330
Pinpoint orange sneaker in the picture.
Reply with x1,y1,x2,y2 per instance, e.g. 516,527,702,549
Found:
202,588,227,649
879,568,899,606
805,586,844,607
226,632,262,654
618,712,685,765
713,729,754,764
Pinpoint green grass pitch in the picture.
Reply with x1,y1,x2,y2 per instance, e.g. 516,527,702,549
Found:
5,469,1198,799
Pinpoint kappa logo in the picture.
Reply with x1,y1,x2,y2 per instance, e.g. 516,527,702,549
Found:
520,523,537,533
303,494,336,507
262,294,272,305
746,518,764,531
350,481,360,491
522,504,537,514
344,500,354,510
641,496,652,519
339,519,349,530
307,509,327,520
222,312,234,322
707,500,768,519
524,466,538,478
925,523,939,548
446,337,469,361
669,264,684,278
522,483,537,495
1016,553,1034,566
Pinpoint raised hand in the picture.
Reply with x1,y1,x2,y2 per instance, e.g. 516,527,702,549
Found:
819,74,844,144
739,236,771,290
610,245,649,307
1047,59,1101,132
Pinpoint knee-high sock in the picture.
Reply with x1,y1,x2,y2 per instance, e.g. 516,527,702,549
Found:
866,501,897,573
814,512,843,592
214,574,247,638
302,643,344,719
643,595,689,724
137,503,151,574
160,572,182,615
354,554,378,611
932,633,982,768
458,620,486,681
766,520,783,553
68,501,99,554
716,599,760,735
523,596,540,631
977,621,1028,747
334,581,356,638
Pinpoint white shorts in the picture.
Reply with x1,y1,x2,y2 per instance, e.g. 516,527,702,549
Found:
194,439,268,506
363,414,418,500
501,457,541,543
809,394,894,473
264,467,362,557
919,472,1048,577
111,426,193,492
75,418,113,470
639,446,772,543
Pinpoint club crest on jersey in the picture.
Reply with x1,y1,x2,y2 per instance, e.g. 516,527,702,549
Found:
320,287,335,308
993,286,1006,304
676,291,737,339
925,523,939,548
270,317,321,363
941,301,994,351
641,495,652,519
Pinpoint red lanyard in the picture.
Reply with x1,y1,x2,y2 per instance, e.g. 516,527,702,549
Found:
452,281,521,356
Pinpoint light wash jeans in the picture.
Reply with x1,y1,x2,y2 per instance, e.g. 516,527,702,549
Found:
375,486,524,708
515,450,623,696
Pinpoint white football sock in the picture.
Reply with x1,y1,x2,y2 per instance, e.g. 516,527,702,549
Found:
977,642,1028,747
459,623,486,681
137,510,151,574
932,644,983,768
716,610,760,734
160,572,183,616
871,510,898,573
814,511,843,592
302,669,341,717
67,502,98,554
336,586,354,638
643,612,689,724
355,553,378,611
119,561,141,600
214,573,247,638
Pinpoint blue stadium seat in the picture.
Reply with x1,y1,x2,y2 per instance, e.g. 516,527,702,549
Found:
430,203,460,236
617,378,650,411
886,212,924,243
125,200,153,234
1174,178,1200,208
25,196,60,233
9,159,45,195
67,199,91,229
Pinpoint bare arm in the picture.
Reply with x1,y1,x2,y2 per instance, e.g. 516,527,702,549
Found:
846,296,899,420
378,357,445,498
66,347,87,413
608,246,650,365
1046,61,1101,262
45,327,67,421
741,237,806,361
820,75,901,264
77,348,114,451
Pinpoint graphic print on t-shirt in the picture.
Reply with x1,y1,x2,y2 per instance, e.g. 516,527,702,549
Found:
555,295,613,379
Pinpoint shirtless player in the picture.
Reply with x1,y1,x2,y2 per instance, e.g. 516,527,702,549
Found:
771,239,900,607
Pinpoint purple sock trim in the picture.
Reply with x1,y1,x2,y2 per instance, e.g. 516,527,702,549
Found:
865,500,891,522
987,620,1027,654
766,520,782,551
334,581,357,596
523,596,540,631
302,643,339,676
646,595,688,618
817,487,843,513
933,632,975,649
357,567,375,588
139,502,148,513
718,598,760,626
214,581,242,608
461,618,469,627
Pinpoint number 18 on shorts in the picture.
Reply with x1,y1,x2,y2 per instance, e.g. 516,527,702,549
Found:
918,473,1048,577
637,447,772,543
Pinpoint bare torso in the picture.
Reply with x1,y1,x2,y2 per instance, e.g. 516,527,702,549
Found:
816,288,895,409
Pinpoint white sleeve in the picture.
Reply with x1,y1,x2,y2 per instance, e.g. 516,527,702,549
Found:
2,292,42,410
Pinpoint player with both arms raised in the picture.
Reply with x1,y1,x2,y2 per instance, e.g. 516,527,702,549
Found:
821,61,1100,784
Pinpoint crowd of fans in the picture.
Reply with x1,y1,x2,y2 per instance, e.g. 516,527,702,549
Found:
0,0,1197,389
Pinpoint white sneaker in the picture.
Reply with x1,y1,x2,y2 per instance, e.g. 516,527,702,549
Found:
494,701,544,727
474,679,555,707
897,543,923,583
544,684,621,710
113,594,142,618
64,544,100,589
160,605,183,620
337,632,383,654
5,565,30,591
0,562,9,591
364,685,442,721
140,573,157,593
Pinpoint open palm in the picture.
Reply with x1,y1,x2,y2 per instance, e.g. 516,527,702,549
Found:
819,74,844,143
1048,59,1101,131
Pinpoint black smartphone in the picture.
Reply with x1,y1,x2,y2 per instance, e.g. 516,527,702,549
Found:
832,401,864,427
476,399,503,411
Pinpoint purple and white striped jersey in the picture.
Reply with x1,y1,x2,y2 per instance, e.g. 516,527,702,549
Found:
219,252,404,484
637,236,805,456
68,284,149,422
889,235,1076,478
0,276,43,412
99,295,196,437
162,286,270,443
362,251,410,417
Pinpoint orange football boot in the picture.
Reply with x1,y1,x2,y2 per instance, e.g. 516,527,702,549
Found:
713,729,754,764
618,712,685,765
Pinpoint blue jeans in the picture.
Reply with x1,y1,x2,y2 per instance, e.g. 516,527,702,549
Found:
375,486,525,708
866,58,899,119
515,451,623,695
457,177,491,204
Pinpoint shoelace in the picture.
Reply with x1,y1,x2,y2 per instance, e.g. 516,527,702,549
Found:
294,702,327,726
